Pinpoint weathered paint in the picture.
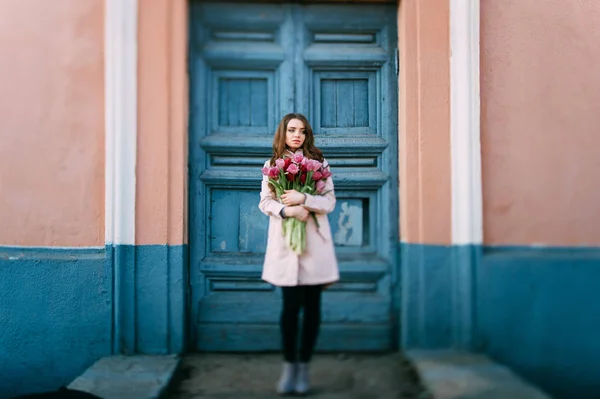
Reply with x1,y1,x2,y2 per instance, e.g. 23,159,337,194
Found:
481,0,600,246
136,0,188,246
0,247,111,397
0,0,104,247
189,1,398,351
398,0,452,245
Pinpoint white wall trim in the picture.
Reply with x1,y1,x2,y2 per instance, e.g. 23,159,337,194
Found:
450,0,483,245
105,0,138,246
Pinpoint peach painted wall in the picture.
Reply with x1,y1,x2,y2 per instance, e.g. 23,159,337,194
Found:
481,0,600,246
137,0,188,246
398,0,451,245
0,0,104,247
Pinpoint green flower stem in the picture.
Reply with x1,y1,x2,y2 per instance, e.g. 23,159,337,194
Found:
269,170,310,255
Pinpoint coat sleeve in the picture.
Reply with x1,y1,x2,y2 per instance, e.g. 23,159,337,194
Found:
258,161,285,219
303,161,336,215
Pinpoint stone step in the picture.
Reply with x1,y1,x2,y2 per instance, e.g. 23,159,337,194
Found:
407,350,553,399
67,355,180,399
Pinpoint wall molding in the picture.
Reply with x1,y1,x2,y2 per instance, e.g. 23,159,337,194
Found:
105,0,138,354
449,0,482,350
105,0,138,247
450,0,482,246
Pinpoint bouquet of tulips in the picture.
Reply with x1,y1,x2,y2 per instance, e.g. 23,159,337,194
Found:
262,152,332,254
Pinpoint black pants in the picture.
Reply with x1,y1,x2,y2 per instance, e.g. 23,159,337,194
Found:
280,284,323,363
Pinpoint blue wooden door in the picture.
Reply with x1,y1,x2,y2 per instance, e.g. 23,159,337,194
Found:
189,2,398,351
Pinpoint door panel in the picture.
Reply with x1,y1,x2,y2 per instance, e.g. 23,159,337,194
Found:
189,1,398,352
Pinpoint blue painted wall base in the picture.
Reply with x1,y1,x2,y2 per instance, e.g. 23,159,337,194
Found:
400,242,600,399
0,244,187,398
0,247,110,398
478,247,600,399
400,243,476,349
2,242,598,398
108,244,188,355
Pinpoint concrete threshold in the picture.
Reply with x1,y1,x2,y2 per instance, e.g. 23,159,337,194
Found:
67,355,180,399
407,350,553,399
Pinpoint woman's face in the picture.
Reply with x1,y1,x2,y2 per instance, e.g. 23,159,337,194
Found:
285,118,306,151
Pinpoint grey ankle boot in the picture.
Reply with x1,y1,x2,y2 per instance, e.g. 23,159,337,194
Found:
276,362,297,395
295,362,310,395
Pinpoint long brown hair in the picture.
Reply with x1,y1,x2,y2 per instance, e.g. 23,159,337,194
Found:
269,113,324,165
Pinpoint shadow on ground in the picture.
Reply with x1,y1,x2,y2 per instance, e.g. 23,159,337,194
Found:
168,353,429,399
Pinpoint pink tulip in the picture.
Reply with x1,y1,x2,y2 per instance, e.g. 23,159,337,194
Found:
293,153,304,164
306,159,322,172
287,163,300,175
321,169,332,179
316,180,326,192
312,171,322,181
261,167,269,176
268,167,279,179
275,158,285,169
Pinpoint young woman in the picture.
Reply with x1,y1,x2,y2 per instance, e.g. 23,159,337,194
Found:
258,113,339,395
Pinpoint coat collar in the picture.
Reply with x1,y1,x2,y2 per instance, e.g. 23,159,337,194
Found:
284,147,303,157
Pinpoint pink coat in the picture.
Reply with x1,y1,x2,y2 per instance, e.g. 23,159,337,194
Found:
258,157,340,287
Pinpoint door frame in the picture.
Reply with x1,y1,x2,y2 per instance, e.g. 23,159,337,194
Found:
105,0,482,354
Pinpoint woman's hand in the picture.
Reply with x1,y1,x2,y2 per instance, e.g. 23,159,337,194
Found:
286,206,310,222
281,190,306,206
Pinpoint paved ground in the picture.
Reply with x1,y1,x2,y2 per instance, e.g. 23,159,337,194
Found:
168,353,429,399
